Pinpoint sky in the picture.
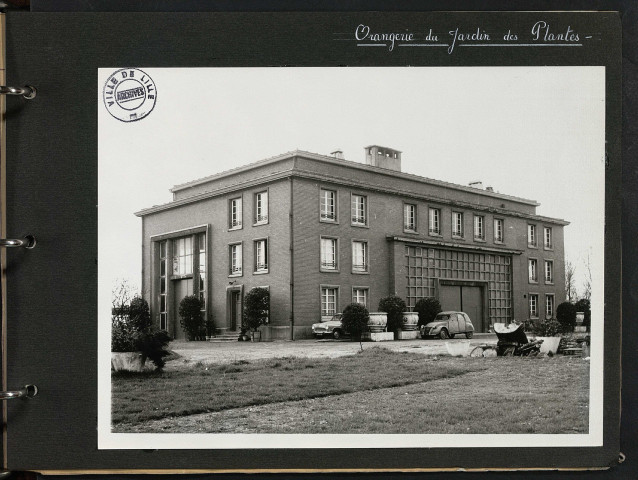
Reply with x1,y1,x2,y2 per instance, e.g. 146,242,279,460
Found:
98,66,605,302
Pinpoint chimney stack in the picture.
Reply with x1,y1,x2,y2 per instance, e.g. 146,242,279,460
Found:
364,145,402,172
469,181,484,189
330,150,345,160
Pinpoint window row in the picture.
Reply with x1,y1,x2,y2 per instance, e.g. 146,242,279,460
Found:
528,293,555,319
229,239,269,276
528,258,554,284
228,191,269,230
527,224,553,249
321,237,369,273
321,286,370,316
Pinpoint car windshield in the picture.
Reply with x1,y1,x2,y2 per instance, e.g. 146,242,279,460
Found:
435,314,451,320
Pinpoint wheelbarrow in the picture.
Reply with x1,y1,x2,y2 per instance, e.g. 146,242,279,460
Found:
493,322,543,356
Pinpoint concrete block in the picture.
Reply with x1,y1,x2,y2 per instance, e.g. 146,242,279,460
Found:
396,330,419,340
362,331,395,342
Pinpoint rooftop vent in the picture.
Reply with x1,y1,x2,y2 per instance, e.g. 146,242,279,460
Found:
330,150,345,160
364,145,402,172
469,181,484,189
486,186,494,192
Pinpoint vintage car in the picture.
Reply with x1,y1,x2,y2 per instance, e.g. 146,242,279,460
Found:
420,311,475,339
311,313,347,339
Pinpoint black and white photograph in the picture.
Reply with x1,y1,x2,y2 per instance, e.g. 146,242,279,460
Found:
97,66,604,449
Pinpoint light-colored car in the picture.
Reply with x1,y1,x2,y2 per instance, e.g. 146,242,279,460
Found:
420,311,475,339
311,314,347,339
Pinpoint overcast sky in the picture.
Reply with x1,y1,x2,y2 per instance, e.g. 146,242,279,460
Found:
98,66,605,305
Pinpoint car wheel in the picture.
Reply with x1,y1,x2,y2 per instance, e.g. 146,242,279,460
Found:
439,329,449,339
332,329,342,340
465,331,474,339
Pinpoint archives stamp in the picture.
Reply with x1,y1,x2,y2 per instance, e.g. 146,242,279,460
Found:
103,68,157,122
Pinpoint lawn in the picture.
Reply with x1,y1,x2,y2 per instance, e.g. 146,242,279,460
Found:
112,348,589,434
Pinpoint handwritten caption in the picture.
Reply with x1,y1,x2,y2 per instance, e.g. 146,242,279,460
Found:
354,21,582,53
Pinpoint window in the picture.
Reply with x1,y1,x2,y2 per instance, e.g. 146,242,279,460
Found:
320,237,338,270
229,243,242,275
352,241,368,273
404,203,417,231
229,197,242,229
158,241,167,330
351,194,367,226
255,191,268,224
172,237,193,275
544,227,553,249
546,294,555,318
452,211,464,237
429,208,441,235
528,224,537,247
254,239,268,273
198,233,206,311
529,294,539,318
494,218,504,243
352,288,369,307
320,189,337,222
321,287,338,316
528,258,538,282
474,215,485,240
545,260,553,283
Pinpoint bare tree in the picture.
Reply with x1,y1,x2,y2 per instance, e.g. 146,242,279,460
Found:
112,278,136,321
565,260,577,302
582,253,592,302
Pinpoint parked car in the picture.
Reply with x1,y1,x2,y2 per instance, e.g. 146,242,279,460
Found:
312,313,347,339
420,311,474,339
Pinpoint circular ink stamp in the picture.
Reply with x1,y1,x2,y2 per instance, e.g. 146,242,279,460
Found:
103,68,157,122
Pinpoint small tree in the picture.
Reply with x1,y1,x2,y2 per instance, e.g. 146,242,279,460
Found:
243,287,270,333
556,301,577,333
414,297,442,327
532,317,562,337
341,303,370,345
565,260,577,303
574,298,591,330
378,295,407,333
128,296,152,332
179,295,204,340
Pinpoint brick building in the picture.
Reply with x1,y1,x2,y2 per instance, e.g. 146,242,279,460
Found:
135,146,568,340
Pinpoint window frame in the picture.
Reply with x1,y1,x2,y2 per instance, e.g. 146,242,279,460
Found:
229,196,243,230
494,218,504,244
473,214,485,241
352,286,369,308
543,226,553,250
229,241,243,277
403,202,417,233
529,293,539,319
544,259,554,284
172,236,194,278
545,294,555,318
428,207,441,236
320,236,339,272
351,239,369,274
320,285,340,318
528,258,538,283
320,188,338,223
254,238,269,274
452,211,464,238
254,190,269,226
528,224,538,248
350,193,368,227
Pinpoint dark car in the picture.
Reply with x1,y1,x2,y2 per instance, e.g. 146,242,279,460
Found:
311,314,348,339
420,311,475,339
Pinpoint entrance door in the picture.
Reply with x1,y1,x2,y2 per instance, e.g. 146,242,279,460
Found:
438,284,485,332
230,290,242,331
172,278,193,340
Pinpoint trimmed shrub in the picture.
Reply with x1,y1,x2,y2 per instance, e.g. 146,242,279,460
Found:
574,298,591,329
243,287,270,332
137,328,171,369
556,301,577,333
111,320,139,352
532,317,562,337
179,295,204,340
128,296,152,332
341,303,370,340
378,295,407,332
206,319,216,337
414,297,442,327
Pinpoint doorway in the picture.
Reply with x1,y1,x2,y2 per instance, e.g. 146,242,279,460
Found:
226,286,244,332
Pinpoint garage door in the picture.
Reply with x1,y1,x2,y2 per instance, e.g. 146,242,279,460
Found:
438,285,485,332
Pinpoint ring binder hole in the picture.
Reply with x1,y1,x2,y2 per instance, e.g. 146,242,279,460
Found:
23,85,36,99
24,235,37,249
24,385,38,398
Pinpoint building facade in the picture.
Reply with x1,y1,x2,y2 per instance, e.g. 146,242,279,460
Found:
136,147,568,340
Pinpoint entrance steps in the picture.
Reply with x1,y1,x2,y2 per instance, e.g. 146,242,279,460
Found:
209,331,239,342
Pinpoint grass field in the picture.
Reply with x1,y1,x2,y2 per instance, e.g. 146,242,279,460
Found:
112,348,589,434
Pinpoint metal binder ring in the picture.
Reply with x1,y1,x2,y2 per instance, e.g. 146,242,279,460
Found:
0,85,36,99
0,235,36,249
0,385,38,400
